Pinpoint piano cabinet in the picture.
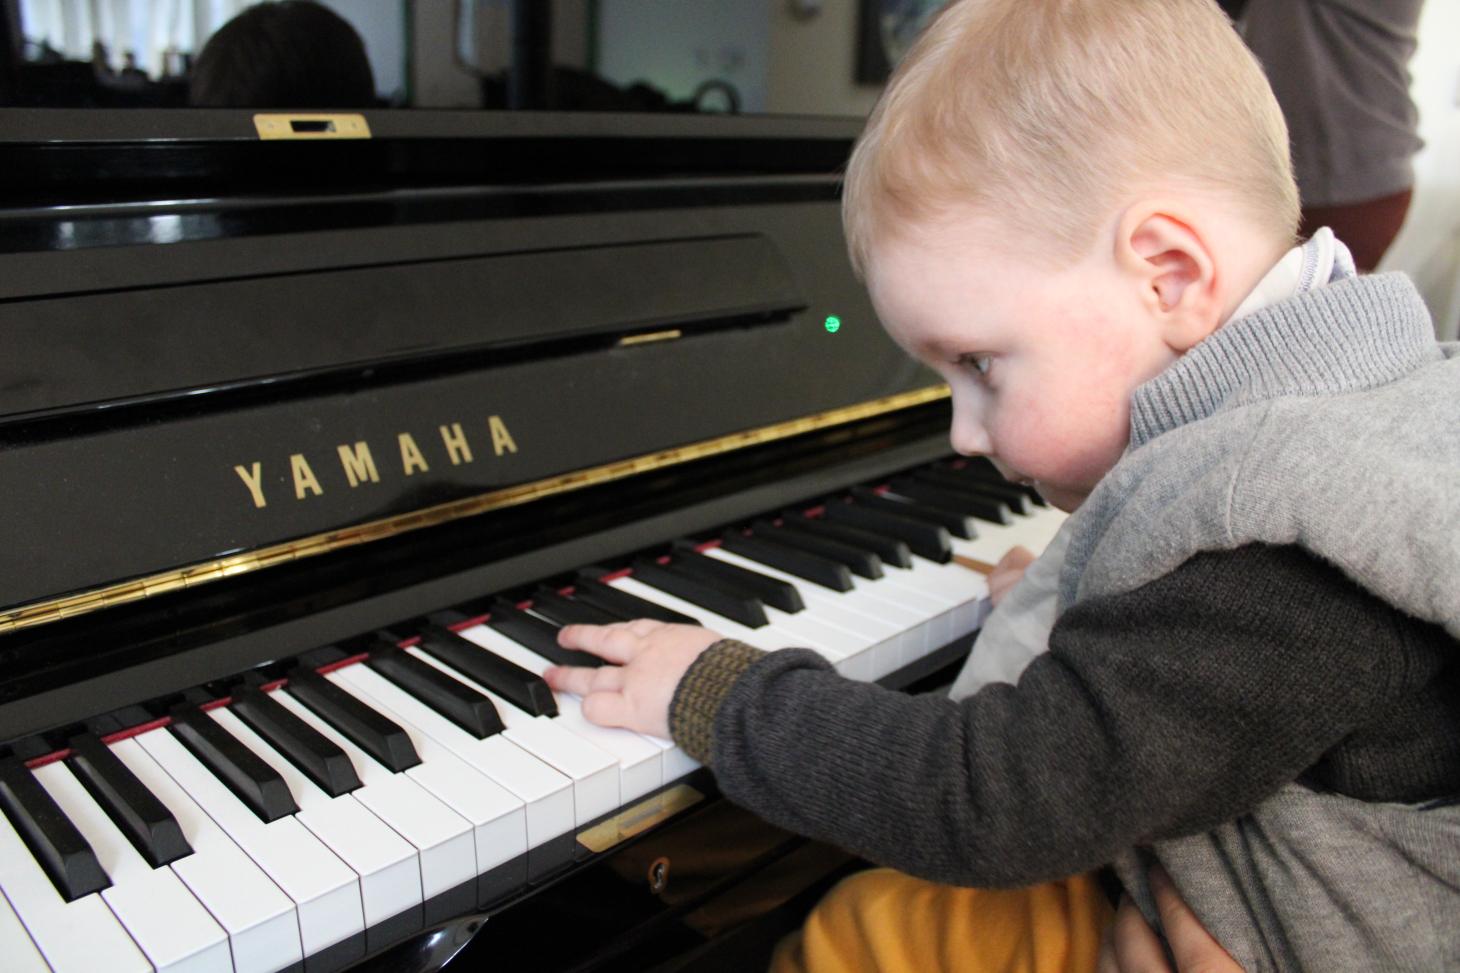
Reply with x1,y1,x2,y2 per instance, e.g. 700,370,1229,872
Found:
0,108,1067,971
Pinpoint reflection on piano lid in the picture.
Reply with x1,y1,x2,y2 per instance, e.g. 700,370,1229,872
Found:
0,109,1066,971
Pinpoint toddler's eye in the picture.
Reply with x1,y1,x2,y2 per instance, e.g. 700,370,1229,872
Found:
958,353,993,376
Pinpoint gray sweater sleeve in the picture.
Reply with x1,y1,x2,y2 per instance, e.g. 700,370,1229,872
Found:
678,543,1445,888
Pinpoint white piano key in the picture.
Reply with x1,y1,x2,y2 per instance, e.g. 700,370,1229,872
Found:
268,687,480,902
467,618,703,781
900,556,990,635
754,600,875,680
134,727,364,960
0,882,57,973
328,664,574,849
405,647,620,825
33,761,229,973
702,547,919,678
282,682,528,878
513,603,703,757
207,707,422,930
804,569,941,663
614,572,878,679
111,738,303,973
454,624,668,799
0,784,151,973
864,558,971,646
610,576,866,677
950,506,1068,565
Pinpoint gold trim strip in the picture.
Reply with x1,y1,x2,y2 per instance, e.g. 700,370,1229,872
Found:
616,329,682,347
577,784,705,854
1,386,949,633
253,113,371,140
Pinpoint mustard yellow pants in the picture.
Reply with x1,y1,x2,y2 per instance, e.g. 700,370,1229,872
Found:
770,869,1113,973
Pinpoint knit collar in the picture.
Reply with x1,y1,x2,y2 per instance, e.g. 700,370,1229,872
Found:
1127,233,1436,448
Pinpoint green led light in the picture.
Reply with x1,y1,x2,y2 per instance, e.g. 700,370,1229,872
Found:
824,315,841,333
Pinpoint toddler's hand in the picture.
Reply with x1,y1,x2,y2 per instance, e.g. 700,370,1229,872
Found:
1097,865,1243,973
544,620,724,738
988,545,1037,606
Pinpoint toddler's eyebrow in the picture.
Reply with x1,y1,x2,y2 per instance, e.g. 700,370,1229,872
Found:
918,338,959,359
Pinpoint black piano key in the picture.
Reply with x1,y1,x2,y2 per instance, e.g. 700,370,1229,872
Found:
751,519,884,579
569,576,700,626
669,543,806,611
286,668,422,773
849,486,978,539
0,756,111,901
822,500,953,563
911,467,1029,514
8,736,53,762
529,588,622,627
415,623,558,718
630,557,769,628
66,733,192,869
367,644,506,740
780,511,914,568
230,687,363,798
937,459,1048,506
719,531,854,592
169,705,300,823
887,477,1012,525
487,600,605,668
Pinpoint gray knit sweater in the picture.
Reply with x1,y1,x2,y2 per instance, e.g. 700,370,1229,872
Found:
1061,271,1460,971
667,271,1460,972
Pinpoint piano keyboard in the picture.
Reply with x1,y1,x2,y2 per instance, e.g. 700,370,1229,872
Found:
0,458,1065,973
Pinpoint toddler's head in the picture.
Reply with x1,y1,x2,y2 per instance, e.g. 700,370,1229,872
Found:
845,0,1301,510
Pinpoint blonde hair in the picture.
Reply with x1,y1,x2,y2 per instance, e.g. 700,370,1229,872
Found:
842,0,1299,276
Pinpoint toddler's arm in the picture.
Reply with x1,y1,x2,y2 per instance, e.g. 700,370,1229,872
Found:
550,544,1430,887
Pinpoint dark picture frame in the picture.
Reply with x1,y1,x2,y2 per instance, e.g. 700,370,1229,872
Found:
855,0,952,85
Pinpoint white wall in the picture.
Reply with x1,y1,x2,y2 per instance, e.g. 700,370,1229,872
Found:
1377,1,1460,341
319,0,405,103
766,0,880,118
597,0,768,112
410,0,590,108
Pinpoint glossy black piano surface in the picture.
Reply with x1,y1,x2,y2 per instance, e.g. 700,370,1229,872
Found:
0,4,1077,968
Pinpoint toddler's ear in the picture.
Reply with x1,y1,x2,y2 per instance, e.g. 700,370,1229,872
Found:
1116,209,1221,352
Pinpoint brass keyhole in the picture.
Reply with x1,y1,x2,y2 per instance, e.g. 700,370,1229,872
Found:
648,856,671,894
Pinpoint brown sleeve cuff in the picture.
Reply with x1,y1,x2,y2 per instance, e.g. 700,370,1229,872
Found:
668,638,766,766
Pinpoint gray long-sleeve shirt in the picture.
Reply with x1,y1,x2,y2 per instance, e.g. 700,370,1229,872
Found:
671,542,1459,890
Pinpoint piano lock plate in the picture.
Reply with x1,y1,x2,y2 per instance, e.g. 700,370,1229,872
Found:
577,783,705,855
253,113,371,140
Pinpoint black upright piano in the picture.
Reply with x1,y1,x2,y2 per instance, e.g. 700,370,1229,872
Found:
0,8,1055,970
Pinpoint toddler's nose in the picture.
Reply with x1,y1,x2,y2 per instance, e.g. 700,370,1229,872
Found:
949,407,992,458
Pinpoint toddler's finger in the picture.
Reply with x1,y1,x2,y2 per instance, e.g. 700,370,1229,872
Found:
995,544,1036,572
580,690,634,728
557,622,640,664
589,665,626,694
625,618,665,637
544,664,600,696
1110,893,1172,972
1149,865,1239,971
1095,926,1120,973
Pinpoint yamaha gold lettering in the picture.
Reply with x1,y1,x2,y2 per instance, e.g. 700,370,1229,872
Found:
233,461,268,509
336,441,380,488
236,416,516,509
398,432,430,475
